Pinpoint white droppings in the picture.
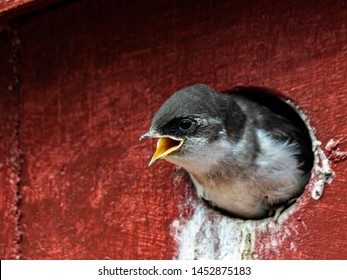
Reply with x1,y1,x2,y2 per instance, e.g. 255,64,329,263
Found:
285,99,335,200
301,221,308,230
172,197,257,260
311,147,335,200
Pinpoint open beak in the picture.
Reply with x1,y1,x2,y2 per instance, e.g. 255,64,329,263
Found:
140,130,184,166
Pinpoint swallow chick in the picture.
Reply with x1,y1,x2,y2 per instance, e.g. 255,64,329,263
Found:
140,84,313,219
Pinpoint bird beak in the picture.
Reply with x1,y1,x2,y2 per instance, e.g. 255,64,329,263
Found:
140,130,184,166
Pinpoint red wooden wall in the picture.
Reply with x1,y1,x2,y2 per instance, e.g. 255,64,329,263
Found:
0,0,346,259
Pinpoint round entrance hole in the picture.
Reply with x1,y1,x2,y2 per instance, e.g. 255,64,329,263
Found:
224,86,315,218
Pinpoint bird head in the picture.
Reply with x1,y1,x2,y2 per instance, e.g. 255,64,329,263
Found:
140,84,232,166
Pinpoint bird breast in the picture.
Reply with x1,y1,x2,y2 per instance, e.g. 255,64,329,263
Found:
172,129,305,219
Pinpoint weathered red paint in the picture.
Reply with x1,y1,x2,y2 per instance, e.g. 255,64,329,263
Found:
0,0,37,14
0,0,346,259
0,0,61,25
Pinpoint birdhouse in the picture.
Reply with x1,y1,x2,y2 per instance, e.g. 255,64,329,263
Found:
0,0,346,260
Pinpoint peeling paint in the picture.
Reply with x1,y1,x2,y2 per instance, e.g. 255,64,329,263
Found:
325,139,347,163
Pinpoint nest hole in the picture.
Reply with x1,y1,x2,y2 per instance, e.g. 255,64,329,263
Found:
225,86,315,218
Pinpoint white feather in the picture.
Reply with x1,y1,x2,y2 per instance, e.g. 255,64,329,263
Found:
167,128,305,219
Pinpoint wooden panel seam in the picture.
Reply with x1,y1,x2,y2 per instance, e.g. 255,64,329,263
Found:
7,25,23,259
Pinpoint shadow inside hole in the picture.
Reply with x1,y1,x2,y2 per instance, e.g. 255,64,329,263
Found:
222,86,315,218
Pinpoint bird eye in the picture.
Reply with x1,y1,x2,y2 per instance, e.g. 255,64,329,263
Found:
178,118,194,131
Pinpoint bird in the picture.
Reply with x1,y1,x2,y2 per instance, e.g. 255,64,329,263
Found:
140,84,313,219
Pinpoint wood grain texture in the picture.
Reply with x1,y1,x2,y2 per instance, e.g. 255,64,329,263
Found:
0,0,346,259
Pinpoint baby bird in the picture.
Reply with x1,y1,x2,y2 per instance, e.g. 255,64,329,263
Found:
140,84,313,219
